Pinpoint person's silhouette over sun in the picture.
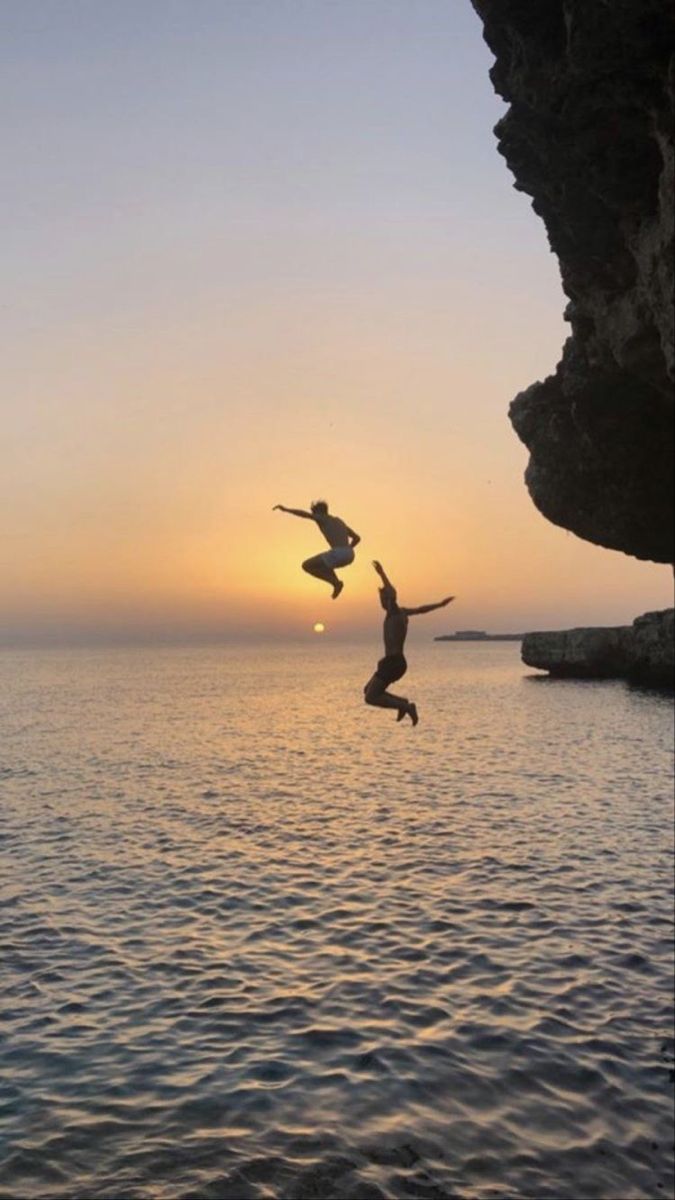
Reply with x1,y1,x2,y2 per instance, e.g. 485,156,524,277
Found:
273,499,360,599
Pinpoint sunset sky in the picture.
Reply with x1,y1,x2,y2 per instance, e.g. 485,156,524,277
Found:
2,0,672,644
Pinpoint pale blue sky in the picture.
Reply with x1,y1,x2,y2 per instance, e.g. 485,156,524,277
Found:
2,1,524,305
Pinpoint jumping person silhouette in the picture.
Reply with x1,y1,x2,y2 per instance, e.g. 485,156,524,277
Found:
364,560,454,725
273,500,361,599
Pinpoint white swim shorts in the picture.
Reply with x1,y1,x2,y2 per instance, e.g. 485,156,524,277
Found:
321,545,355,569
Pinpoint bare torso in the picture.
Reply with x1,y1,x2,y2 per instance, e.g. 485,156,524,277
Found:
315,514,351,548
383,608,409,656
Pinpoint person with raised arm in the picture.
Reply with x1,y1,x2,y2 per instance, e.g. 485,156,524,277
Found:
364,560,454,725
273,499,360,599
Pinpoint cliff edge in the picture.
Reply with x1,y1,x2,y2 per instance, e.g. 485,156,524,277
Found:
522,608,674,687
472,0,674,563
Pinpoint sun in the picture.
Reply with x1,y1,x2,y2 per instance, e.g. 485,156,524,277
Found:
313,622,326,634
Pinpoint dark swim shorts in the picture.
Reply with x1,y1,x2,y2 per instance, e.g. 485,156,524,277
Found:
375,653,407,686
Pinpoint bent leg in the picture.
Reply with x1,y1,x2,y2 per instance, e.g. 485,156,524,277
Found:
364,675,408,716
364,675,417,723
302,554,344,598
302,553,337,585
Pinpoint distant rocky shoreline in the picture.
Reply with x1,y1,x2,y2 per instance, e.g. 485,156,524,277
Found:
521,609,674,688
434,630,523,642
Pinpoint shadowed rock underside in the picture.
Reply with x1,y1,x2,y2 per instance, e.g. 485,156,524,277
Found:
472,0,674,563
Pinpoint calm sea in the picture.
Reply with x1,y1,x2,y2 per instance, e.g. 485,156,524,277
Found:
1,642,673,1200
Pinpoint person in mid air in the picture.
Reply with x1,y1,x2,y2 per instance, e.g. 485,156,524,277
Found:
364,560,454,725
273,499,361,599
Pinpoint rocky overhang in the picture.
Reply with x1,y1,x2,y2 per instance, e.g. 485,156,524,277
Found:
471,0,674,563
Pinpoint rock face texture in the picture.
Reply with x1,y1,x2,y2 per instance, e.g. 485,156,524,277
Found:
522,608,674,686
472,0,674,563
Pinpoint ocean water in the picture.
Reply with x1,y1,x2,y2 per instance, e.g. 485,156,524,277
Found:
0,641,673,1200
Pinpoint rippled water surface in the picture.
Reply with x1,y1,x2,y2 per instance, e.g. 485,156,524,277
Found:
1,642,673,1200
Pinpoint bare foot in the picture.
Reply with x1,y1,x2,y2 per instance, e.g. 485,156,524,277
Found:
407,703,419,726
396,705,408,722
331,579,344,599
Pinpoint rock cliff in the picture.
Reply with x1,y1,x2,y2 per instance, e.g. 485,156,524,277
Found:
471,0,674,563
522,608,674,686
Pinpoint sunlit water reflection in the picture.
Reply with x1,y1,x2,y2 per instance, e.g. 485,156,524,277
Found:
1,642,673,1199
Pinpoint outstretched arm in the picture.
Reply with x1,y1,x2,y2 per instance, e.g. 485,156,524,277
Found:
272,505,315,519
404,596,455,617
372,560,394,588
